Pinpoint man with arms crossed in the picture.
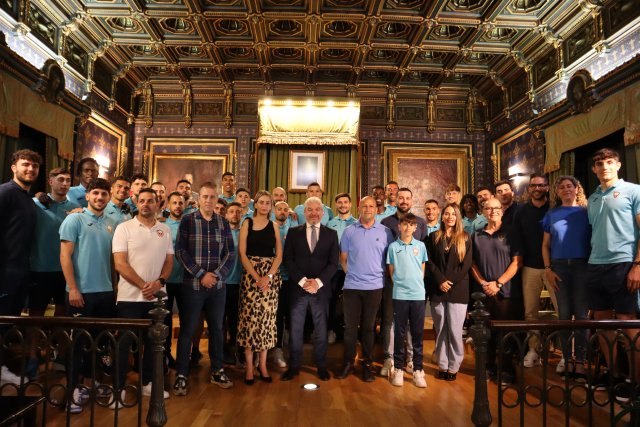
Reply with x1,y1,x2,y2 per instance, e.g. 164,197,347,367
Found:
586,148,640,389
112,188,173,401
281,197,339,381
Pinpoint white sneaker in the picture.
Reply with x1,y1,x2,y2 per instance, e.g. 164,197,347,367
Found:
523,349,540,368
413,370,427,388
109,390,128,410
390,368,404,387
272,348,287,368
556,358,565,374
0,365,23,386
69,387,84,414
380,358,393,377
327,330,336,344
142,383,170,399
406,361,414,375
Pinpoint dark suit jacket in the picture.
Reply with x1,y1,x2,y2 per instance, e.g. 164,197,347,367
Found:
284,224,339,299
425,233,473,305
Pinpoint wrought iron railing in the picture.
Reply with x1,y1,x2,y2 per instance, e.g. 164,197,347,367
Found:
470,292,640,427
0,292,169,427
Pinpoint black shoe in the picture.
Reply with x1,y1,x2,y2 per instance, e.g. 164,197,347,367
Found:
190,350,203,368
336,362,354,379
280,369,299,381
437,371,448,380
166,354,177,370
499,371,514,386
362,364,375,383
258,372,273,383
317,368,331,381
244,378,255,386
446,372,457,381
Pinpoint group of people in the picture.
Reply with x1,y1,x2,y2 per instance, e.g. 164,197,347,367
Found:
0,147,639,407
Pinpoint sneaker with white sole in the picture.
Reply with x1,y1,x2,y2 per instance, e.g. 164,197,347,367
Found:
523,349,540,368
406,361,414,375
380,358,393,377
210,369,233,389
327,330,336,344
413,370,427,388
272,348,287,369
142,383,170,399
390,368,404,387
108,390,128,410
69,387,85,414
173,375,188,396
0,365,24,386
555,358,565,374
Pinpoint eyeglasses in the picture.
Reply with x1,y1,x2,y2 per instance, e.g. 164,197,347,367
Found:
529,183,548,188
484,207,502,212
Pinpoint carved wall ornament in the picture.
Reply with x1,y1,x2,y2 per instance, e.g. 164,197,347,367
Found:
33,59,66,104
566,69,599,114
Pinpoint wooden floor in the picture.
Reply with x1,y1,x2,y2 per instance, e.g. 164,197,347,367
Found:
38,327,625,427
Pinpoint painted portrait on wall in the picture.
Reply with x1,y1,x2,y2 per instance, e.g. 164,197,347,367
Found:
289,150,325,192
75,113,127,180
152,155,227,191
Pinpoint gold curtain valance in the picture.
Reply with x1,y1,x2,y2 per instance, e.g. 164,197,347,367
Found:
257,97,360,145
544,80,640,173
0,69,75,160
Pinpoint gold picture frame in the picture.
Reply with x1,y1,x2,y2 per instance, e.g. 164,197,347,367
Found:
288,150,326,192
382,142,471,216
76,112,128,179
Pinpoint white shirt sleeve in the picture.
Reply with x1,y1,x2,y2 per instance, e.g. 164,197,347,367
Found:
112,222,129,253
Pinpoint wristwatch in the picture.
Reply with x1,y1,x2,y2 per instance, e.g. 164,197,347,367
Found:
158,278,166,285
496,281,504,289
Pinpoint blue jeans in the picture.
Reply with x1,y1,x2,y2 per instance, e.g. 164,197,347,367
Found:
552,258,589,362
176,285,226,376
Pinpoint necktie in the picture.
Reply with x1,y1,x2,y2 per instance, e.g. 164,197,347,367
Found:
310,225,318,252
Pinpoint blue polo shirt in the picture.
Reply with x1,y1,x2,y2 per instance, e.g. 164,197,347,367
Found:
31,196,80,272
269,212,299,228
103,201,132,229
386,238,428,300
542,206,591,260
67,184,87,208
326,215,357,243
341,221,394,291
124,197,138,214
472,214,488,232
226,228,242,284
427,222,441,236
276,222,292,281
462,215,478,235
294,204,334,226
588,179,640,264
219,194,235,204
375,205,397,223
165,217,185,284
59,209,113,293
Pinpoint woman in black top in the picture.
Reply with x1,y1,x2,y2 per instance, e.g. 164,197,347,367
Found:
237,191,283,384
426,203,472,381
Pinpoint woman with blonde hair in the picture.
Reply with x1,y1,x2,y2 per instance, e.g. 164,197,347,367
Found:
426,202,473,381
236,190,283,384
542,175,590,380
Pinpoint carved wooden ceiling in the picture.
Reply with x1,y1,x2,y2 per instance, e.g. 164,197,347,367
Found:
2,0,638,108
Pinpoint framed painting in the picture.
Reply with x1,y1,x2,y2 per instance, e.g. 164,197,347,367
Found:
288,150,325,192
383,143,471,217
75,112,128,180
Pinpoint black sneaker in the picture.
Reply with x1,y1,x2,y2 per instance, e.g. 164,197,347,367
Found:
211,369,234,389
190,350,203,368
173,375,188,396
613,383,632,404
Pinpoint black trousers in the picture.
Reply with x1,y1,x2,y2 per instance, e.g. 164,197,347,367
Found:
289,291,329,370
164,282,183,357
116,301,156,388
343,288,383,365
224,284,240,355
485,296,524,374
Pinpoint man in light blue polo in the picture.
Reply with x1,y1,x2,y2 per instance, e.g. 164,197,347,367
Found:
335,196,394,383
373,185,395,222
67,158,98,208
293,182,334,225
586,148,640,386
30,168,79,318
219,172,236,204
124,173,148,215
104,176,132,228
59,177,116,414
326,192,357,344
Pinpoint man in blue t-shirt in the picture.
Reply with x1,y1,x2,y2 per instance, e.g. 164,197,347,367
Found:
586,148,640,385
67,158,98,208
293,182,334,225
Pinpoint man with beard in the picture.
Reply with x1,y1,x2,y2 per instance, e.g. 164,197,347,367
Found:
124,173,148,215
270,187,299,225
67,158,98,208
30,168,79,317
176,179,198,215
104,176,132,228
326,193,357,343
472,187,494,232
151,182,167,218
293,182,334,225
223,202,243,366
373,185,395,222
164,191,186,369
513,174,555,368
112,188,173,401
385,181,399,209
219,172,236,204
59,178,117,413
495,180,519,227
0,149,42,316
380,188,428,375
424,199,441,236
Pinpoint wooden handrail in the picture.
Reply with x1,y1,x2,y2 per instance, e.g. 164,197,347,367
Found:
490,319,640,330
0,316,152,329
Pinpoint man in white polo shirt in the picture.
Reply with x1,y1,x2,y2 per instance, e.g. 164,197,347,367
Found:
112,188,174,404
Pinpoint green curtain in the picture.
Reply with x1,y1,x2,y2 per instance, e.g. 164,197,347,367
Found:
257,144,358,215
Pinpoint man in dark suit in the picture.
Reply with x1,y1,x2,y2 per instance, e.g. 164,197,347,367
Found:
281,197,340,381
